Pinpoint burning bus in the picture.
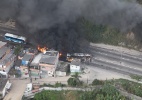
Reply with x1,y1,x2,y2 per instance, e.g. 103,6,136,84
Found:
66,53,92,62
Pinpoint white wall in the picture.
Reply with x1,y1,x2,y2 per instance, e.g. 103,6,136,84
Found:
2,80,9,98
56,71,66,77
70,65,81,72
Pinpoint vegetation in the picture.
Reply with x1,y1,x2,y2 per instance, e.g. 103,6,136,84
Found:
31,78,142,100
116,79,142,97
92,79,104,85
33,84,129,100
79,18,125,45
67,72,83,87
34,90,64,100
40,82,66,88
14,45,22,55
130,74,142,81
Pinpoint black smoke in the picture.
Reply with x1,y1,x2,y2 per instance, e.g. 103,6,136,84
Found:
0,0,142,52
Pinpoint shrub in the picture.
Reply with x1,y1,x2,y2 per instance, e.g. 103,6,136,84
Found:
92,79,104,85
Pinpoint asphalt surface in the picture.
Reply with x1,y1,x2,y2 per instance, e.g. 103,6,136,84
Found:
1,26,142,76
88,45,142,76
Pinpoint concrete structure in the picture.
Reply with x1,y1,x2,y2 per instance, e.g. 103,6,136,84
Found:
0,45,16,77
0,41,6,48
24,83,32,93
70,60,81,74
21,54,33,66
25,48,38,55
20,66,29,78
0,79,11,99
39,50,59,77
56,62,69,77
14,60,21,70
30,53,42,78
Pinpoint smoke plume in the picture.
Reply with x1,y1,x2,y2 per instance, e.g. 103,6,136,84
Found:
0,0,142,52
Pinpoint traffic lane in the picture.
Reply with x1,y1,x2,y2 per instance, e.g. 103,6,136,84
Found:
93,56,142,71
88,62,141,76
90,46,142,62
93,57,142,71
93,53,142,69
90,49,142,67
92,59,142,75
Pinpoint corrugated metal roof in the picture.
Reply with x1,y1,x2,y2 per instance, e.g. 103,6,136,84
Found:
40,56,56,65
0,46,9,59
71,60,81,66
0,78,8,91
30,53,43,66
22,54,32,61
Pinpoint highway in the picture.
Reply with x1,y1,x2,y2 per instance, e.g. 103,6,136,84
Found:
88,45,142,76
1,26,142,76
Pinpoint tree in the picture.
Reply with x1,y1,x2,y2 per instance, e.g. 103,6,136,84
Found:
14,45,22,60
68,72,82,87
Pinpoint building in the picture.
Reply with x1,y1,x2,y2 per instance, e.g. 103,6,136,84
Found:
0,78,11,99
0,41,6,48
0,46,16,77
70,59,81,74
20,66,29,78
25,48,38,55
30,53,42,78
21,54,33,66
56,62,69,77
39,50,59,77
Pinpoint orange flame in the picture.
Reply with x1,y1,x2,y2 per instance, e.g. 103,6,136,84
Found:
59,53,62,57
37,46,47,54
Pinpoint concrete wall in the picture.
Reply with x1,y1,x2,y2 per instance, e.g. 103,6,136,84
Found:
56,71,66,77
70,65,81,73
2,80,9,98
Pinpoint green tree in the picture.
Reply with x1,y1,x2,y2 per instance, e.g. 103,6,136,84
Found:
14,45,22,60
68,72,82,87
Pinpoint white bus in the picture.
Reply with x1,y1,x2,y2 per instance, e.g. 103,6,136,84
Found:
4,33,26,44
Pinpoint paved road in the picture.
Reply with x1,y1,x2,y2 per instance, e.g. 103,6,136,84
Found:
4,79,30,100
88,45,142,76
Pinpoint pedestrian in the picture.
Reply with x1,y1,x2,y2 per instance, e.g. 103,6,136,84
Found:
35,78,36,80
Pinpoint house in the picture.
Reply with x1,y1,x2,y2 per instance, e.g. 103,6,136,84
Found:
14,60,22,70
21,54,33,66
56,62,69,77
20,66,29,78
30,53,42,78
0,41,6,49
70,59,81,74
25,48,38,55
39,50,59,77
0,46,16,77
0,78,11,99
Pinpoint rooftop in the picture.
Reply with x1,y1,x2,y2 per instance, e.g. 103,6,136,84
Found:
40,56,56,65
44,50,58,56
0,50,15,65
0,41,6,48
39,50,59,65
56,62,69,72
22,54,33,61
0,46,9,59
71,60,81,66
15,60,22,66
30,53,43,66
0,78,8,91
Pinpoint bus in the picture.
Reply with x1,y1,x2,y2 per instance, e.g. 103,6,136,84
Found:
4,33,26,44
